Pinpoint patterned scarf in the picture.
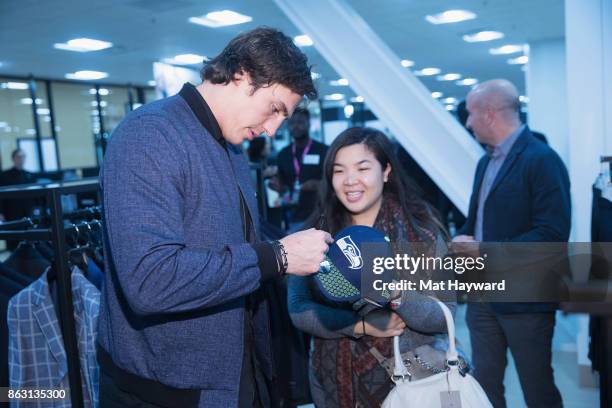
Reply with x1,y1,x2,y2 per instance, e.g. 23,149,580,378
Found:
311,195,424,408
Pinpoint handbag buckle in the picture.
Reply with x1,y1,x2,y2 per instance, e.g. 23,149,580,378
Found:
392,372,412,382
446,359,469,377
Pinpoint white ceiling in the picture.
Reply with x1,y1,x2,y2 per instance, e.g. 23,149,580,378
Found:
0,0,565,104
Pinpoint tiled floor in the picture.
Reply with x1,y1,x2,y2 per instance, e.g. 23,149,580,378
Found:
299,304,600,408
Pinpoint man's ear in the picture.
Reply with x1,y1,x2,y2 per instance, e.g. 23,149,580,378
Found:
232,70,255,95
232,69,246,83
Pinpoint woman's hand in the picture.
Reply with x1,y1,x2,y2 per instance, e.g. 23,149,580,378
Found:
354,310,406,337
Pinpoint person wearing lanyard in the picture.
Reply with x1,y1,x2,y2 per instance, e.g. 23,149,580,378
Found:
272,107,328,228
290,137,313,201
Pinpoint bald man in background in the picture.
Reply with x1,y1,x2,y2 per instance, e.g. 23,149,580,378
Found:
453,80,570,407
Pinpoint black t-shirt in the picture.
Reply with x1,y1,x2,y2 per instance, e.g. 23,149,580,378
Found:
276,139,328,221
0,168,36,221
0,168,34,187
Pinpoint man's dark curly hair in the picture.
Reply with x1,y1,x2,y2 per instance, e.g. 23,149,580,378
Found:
201,26,317,100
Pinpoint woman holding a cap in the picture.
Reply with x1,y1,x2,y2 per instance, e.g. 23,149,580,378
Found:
287,127,456,408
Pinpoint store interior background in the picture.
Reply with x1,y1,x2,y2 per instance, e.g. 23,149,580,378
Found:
1,1,610,407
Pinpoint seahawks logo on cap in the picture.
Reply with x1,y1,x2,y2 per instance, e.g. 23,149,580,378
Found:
336,235,363,269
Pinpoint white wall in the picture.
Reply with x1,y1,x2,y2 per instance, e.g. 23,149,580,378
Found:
526,39,569,163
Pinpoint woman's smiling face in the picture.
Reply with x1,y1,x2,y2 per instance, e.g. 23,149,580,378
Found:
332,143,390,226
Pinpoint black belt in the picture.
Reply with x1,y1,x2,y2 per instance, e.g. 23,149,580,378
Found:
97,345,200,407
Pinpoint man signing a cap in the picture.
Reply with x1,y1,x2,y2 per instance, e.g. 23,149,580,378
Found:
97,27,332,408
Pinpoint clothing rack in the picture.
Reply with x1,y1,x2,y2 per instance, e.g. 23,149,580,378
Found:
0,217,35,231
249,162,268,222
0,178,100,408
602,156,612,175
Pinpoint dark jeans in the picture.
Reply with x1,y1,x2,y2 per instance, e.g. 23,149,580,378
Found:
100,370,165,408
101,368,266,408
466,303,562,408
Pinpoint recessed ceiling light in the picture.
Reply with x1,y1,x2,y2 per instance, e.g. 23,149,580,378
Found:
415,67,441,76
456,78,478,86
519,95,530,103
462,30,504,43
20,98,43,105
310,71,321,80
425,9,476,25
330,78,349,86
2,82,29,90
163,54,207,65
324,93,345,101
507,55,528,65
189,10,252,28
174,54,206,64
54,38,113,52
442,97,458,104
147,80,156,87
344,104,354,118
65,70,108,80
445,105,456,111
400,59,415,68
350,96,365,103
431,92,443,99
294,35,313,47
36,108,50,115
89,88,110,95
437,73,462,81
489,44,526,55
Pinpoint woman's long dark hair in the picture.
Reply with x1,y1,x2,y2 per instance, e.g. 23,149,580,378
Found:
307,127,445,240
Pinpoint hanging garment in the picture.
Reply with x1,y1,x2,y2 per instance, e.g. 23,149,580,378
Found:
0,262,33,288
1,274,24,388
7,267,100,407
4,242,50,280
589,184,612,374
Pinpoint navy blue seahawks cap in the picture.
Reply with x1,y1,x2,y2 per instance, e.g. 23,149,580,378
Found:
315,225,394,311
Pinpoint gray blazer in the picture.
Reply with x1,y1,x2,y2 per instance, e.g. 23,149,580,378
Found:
98,94,270,407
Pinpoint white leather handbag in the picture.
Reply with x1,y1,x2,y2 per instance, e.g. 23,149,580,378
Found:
382,298,492,408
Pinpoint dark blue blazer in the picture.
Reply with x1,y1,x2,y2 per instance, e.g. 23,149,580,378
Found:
459,126,571,313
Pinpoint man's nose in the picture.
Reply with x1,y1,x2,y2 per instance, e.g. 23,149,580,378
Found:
466,117,473,130
264,116,285,137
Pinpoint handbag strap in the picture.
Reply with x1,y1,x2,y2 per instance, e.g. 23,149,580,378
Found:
392,296,459,379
